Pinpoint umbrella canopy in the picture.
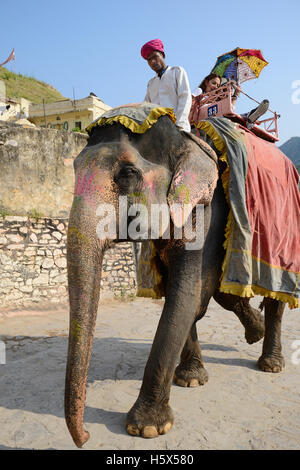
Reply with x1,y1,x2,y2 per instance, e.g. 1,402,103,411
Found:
211,48,268,85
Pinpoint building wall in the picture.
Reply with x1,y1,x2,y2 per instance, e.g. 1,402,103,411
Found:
0,121,88,217
28,95,111,132
0,80,31,122
30,110,93,132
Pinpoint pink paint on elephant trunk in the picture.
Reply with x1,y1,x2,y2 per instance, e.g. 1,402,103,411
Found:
65,232,106,447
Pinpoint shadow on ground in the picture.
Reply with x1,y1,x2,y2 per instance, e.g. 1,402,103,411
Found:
0,333,258,426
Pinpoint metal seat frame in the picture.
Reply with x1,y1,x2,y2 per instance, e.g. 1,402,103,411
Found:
189,81,279,141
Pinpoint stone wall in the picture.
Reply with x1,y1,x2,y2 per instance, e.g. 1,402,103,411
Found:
0,121,138,309
0,121,88,217
0,216,137,309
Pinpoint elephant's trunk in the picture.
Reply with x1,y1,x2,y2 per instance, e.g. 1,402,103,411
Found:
64,212,106,448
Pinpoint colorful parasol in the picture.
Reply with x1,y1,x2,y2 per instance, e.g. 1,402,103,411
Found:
211,48,268,85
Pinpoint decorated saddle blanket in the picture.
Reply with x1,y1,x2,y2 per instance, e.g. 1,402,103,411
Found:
196,117,300,308
137,117,300,309
86,102,176,135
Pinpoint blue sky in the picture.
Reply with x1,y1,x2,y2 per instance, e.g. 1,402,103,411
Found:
1,0,299,144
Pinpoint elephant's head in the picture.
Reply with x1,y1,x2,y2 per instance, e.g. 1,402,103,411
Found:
65,116,218,447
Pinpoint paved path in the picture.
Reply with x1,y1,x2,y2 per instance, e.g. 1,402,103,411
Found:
0,295,300,450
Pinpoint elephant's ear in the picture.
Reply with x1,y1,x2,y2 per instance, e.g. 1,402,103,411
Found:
167,143,218,228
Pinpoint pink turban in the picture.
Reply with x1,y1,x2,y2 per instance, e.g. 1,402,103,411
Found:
141,39,164,60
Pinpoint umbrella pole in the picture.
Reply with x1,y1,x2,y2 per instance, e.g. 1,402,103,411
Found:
231,83,277,116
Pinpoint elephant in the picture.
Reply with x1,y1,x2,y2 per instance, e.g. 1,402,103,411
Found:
65,111,287,448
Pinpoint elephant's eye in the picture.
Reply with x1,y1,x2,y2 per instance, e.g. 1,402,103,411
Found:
114,164,143,193
119,165,139,177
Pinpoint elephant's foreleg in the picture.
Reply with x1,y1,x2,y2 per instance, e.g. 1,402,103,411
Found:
213,291,265,344
126,249,202,438
258,298,285,372
173,322,208,387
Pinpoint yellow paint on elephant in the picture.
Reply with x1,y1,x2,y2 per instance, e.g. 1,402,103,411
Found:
70,319,83,341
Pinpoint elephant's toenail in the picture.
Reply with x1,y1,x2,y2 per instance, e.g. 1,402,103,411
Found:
126,424,140,436
176,379,188,387
189,379,199,387
162,422,172,434
142,426,159,438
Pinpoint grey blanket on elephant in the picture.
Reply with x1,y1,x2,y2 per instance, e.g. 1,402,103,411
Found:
86,102,176,135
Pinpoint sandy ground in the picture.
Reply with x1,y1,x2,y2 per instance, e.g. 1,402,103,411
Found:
0,294,300,451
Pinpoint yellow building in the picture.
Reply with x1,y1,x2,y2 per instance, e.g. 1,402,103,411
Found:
0,81,32,123
28,94,111,132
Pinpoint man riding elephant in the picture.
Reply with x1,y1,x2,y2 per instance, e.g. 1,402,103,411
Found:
141,38,192,133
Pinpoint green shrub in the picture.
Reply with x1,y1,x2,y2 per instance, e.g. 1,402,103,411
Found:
27,208,44,221
0,209,10,219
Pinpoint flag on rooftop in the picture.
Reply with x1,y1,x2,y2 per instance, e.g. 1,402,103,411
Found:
0,48,15,67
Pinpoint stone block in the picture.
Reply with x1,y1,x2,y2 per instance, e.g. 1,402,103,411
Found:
52,231,62,241
57,223,65,232
57,285,67,295
4,216,27,223
30,233,38,243
51,273,67,284
19,285,33,293
42,258,54,269
41,234,52,240
54,257,67,268
6,233,22,242
32,273,49,286
50,269,60,278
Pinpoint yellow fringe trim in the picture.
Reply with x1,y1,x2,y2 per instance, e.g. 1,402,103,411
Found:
136,287,163,299
219,283,299,309
86,106,176,135
195,120,299,309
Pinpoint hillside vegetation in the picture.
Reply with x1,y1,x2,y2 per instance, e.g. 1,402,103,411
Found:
0,66,66,104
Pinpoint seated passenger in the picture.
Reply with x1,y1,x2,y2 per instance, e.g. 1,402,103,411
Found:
192,73,269,129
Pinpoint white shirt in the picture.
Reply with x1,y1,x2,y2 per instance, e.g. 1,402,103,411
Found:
144,66,192,132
